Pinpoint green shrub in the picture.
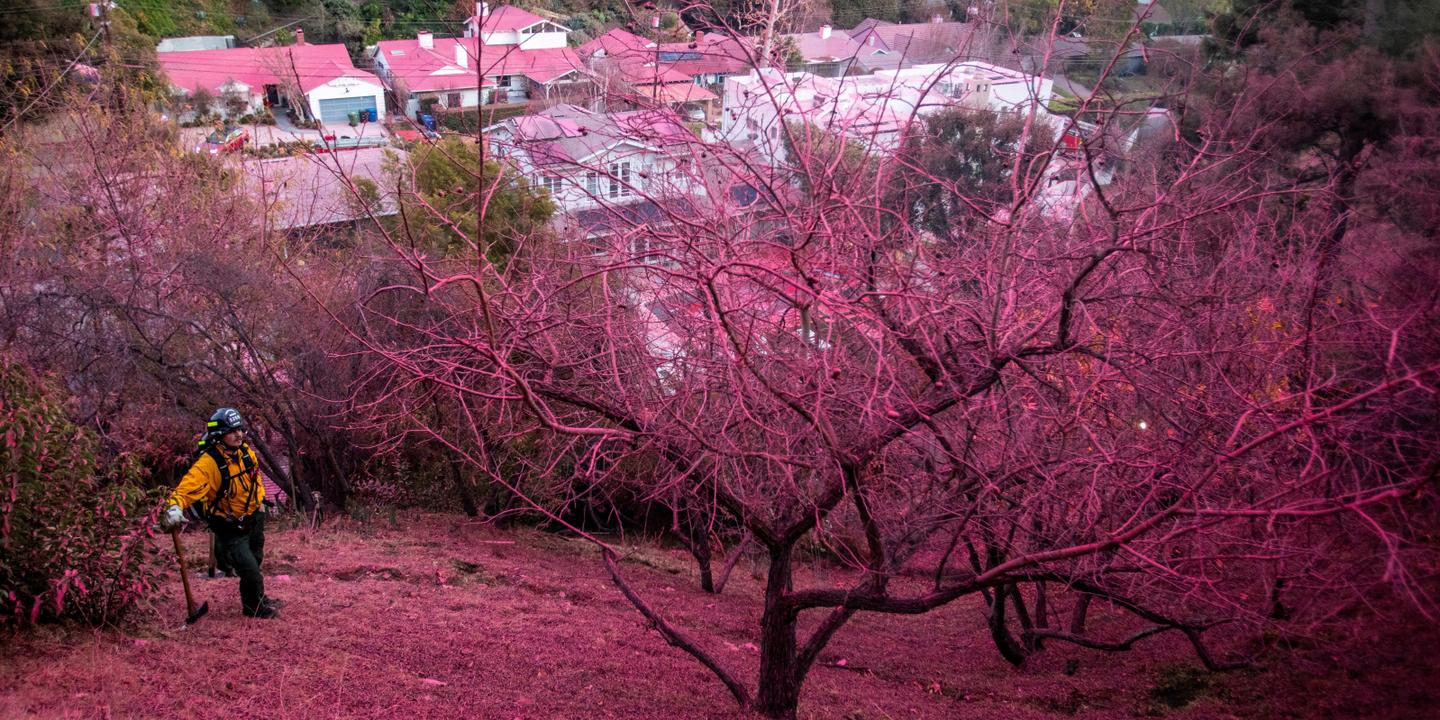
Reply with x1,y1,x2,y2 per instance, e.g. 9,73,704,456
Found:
0,362,162,628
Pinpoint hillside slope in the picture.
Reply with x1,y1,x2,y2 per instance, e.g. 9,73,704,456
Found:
1,514,1435,719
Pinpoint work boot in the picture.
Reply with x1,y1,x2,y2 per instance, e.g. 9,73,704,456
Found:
261,595,286,609
243,605,278,619
243,600,279,619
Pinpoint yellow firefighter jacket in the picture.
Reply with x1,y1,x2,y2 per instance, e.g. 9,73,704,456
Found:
168,444,266,519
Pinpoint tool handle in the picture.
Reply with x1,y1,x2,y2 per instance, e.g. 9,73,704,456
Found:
171,528,198,615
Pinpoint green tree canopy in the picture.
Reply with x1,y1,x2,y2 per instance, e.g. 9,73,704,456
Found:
401,138,555,265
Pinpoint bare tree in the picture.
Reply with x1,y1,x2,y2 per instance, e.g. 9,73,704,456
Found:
332,26,1440,720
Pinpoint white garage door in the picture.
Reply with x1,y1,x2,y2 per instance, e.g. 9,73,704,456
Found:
317,95,378,123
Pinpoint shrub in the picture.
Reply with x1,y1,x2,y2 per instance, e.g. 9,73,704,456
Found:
0,361,162,628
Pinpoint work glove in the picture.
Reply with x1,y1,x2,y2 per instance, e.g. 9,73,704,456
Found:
160,504,185,531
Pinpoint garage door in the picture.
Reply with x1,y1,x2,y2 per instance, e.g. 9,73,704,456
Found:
317,95,378,123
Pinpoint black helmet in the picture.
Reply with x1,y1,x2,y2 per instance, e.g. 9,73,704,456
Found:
207,407,246,436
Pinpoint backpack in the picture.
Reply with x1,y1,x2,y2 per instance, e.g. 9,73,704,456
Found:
189,442,260,531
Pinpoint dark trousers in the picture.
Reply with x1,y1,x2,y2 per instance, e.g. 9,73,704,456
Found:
211,533,236,575
214,512,266,613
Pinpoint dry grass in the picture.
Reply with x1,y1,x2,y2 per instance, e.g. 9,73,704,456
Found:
1,513,1435,719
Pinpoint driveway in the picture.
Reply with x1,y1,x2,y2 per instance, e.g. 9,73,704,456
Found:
178,114,389,151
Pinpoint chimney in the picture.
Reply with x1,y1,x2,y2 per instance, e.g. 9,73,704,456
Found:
418,30,433,49
294,27,305,45
455,42,468,68
819,24,831,40
694,30,705,43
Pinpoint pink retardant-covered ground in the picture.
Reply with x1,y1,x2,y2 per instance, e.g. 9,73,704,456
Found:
1,514,1435,719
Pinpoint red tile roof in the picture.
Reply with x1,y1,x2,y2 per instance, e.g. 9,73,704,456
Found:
788,29,863,63
657,34,755,78
579,28,654,60
608,58,694,86
157,44,379,96
375,37,583,91
469,5,549,32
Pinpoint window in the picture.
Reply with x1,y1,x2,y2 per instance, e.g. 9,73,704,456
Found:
494,75,512,88
539,174,563,195
585,170,600,195
608,161,631,198
447,92,462,108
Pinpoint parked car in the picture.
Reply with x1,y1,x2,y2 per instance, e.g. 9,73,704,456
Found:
199,126,249,154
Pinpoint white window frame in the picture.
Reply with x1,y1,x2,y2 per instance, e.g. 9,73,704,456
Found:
608,161,632,199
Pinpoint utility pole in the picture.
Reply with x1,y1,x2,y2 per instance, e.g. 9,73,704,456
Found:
91,2,120,109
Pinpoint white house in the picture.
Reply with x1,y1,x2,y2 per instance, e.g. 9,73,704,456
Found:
372,4,583,119
721,62,1054,165
486,104,704,236
463,2,570,48
157,32,386,124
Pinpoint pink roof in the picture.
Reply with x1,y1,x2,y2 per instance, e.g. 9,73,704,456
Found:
376,37,583,91
157,44,378,96
789,30,863,62
499,104,694,167
652,82,717,104
579,28,653,60
609,58,693,86
658,34,755,77
469,5,550,33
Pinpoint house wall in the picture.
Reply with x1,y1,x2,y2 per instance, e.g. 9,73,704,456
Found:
720,73,793,165
437,88,483,109
306,76,387,121
516,149,697,213
480,28,567,49
177,81,264,122
986,76,1053,113
483,75,530,105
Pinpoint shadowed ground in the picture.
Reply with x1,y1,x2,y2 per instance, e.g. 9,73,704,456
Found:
2,514,1434,719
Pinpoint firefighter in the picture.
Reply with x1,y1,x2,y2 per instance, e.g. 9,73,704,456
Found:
160,408,280,619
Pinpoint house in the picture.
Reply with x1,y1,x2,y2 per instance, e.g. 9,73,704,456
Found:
1133,0,1173,27
246,146,406,231
578,27,655,61
155,35,236,53
581,29,719,121
783,25,863,77
372,3,584,118
462,2,570,47
1037,108,1172,218
721,62,1055,165
485,104,702,236
656,32,755,88
845,16,979,72
591,57,720,121
157,31,386,124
